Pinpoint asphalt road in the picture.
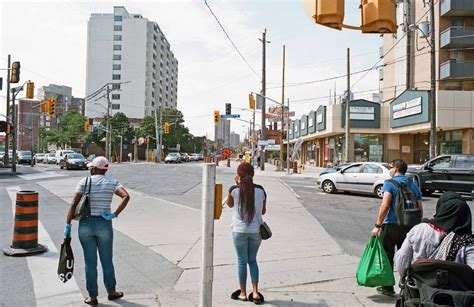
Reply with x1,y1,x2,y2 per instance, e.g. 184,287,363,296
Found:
281,176,474,258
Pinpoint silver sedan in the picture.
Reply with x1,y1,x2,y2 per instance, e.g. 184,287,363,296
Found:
317,162,392,198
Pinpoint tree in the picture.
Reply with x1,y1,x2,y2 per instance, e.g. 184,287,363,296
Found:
45,110,85,149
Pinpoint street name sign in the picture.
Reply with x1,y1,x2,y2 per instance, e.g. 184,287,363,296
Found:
220,114,240,119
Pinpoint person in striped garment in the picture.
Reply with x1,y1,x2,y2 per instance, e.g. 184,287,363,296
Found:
65,156,130,306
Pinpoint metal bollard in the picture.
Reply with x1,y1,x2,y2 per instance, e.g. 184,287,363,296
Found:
3,191,48,256
227,159,230,167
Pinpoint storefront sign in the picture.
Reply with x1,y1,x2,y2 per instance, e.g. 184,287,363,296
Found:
350,106,375,121
402,146,411,153
393,97,422,119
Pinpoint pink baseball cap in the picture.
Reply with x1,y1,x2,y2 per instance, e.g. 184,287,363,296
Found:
87,156,109,170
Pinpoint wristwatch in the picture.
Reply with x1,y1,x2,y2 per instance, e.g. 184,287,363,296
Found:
375,223,382,228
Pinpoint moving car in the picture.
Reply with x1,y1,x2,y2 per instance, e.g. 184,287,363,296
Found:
165,152,181,163
46,153,57,164
407,154,474,196
17,151,32,164
317,162,392,198
60,153,87,170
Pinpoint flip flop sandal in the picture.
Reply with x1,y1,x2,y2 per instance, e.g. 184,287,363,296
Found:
84,297,98,306
230,289,247,301
108,291,124,301
248,292,265,305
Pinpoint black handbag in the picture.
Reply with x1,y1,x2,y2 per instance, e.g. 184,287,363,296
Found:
73,177,91,220
57,237,74,283
260,221,272,240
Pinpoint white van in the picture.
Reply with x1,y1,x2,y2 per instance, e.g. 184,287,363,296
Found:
55,150,75,165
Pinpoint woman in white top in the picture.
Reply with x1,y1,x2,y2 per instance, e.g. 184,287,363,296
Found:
227,162,266,304
395,191,474,277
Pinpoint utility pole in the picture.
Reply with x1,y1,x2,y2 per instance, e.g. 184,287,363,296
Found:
286,98,290,175
344,48,351,163
105,85,111,161
154,104,160,162
11,88,19,173
4,55,11,166
279,45,285,171
259,29,269,171
159,107,163,162
429,0,437,159
404,0,412,89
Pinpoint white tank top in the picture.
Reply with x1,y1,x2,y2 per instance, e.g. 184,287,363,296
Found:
230,185,266,233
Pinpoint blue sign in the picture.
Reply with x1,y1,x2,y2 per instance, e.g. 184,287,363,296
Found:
220,114,240,119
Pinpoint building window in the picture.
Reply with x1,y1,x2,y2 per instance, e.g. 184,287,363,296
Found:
114,35,122,41
113,64,121,70
152,91,155,98
112,83,121,90
440,130,463,154
450,50,464,63
114,25,122,31
113,54,121,60
112,74,121,80
451,17,465,28
113,44,122,51
112,94,120,100
112,104,120,110
114,15,123,21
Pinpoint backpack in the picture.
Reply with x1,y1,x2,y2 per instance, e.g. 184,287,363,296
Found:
388,179,422,227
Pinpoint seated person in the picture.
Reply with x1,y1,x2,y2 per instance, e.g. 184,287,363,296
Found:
395,191,474,276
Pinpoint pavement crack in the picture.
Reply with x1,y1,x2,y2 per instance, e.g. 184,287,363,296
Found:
176,236,200,265
264,276,354,291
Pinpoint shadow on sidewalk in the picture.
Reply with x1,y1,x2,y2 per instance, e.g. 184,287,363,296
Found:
266,299,329,306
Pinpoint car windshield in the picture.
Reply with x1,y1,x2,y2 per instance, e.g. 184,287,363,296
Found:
19,151,31,156
68,153,84,159
48,153,55,157
168,153,177,156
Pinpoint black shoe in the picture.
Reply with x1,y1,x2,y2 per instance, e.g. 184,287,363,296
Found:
376,286,395,297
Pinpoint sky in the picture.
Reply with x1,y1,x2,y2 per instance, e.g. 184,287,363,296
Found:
0,0,381,139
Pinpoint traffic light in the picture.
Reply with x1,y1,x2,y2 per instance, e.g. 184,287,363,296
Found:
225,103,231,115
10,61,20,83
48,98,56,117
214,110,220,124
249,94,255,110
164,122,170,134
360,0,397,34
26,82,34,99
84,120,90,133
314,0,345,30
0,121,11,134
41,99,49,113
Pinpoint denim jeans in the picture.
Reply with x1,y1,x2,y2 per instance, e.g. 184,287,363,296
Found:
232,232,262,286
78,216,116,298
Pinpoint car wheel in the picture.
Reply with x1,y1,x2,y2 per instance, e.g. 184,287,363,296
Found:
60,164,63,169
375,184,384,199
422,189,434,197
322,180,336,194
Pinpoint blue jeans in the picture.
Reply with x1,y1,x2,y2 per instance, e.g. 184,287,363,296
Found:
232,232,262,286
78,216,116,298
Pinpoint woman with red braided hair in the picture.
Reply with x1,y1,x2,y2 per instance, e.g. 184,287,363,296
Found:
227,162,267,304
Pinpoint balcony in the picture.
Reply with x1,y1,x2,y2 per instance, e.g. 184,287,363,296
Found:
440,0,474,17
440,60,474,79
440,27,474,48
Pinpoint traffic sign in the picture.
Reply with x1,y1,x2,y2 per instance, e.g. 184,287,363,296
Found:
220,114,240,119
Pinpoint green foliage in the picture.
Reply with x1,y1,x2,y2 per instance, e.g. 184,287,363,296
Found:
43,110,85,148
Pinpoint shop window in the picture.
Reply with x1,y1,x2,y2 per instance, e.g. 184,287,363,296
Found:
454,156,474,169
440,130,462,154
354,134,383,162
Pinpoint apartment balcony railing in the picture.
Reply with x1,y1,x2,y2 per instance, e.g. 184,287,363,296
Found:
440,0,474,17
440,27,474,49
440,59,474,79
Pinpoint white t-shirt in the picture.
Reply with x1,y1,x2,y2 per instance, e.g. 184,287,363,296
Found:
230,184,266,233
75,175,123,216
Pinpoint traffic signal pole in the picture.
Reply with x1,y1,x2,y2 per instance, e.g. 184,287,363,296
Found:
429,0,437,159
279,45,285,171
4,55,10,166
344,48,351,163
259,29,268,171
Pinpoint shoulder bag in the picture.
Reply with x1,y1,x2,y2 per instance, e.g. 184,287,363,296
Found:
260,221,272,240
73,177,91,220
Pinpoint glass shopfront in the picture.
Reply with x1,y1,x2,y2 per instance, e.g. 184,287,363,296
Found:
413,133,430,164
353,134,384,162
307,140,316,161
440,130,463,154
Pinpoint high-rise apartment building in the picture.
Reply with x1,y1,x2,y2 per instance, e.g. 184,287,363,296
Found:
230,132,240,149
381,0,474,162
85,6,178,119
215,119,230,147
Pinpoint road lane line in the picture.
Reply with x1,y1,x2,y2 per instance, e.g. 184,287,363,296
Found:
18,172,66,181
7,187,83,305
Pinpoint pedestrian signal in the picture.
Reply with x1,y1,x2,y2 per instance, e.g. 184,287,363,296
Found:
360,0,397,34
314,0,345,30
41,99,49,113
26,82,34,99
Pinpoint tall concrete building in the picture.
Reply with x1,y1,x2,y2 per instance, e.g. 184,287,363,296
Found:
215,119,230,147
85,6,178,119
380,0,474,162
230,132,240,149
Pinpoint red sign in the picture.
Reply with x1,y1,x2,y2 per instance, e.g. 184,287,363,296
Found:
0,136,5,142
222,148,232,159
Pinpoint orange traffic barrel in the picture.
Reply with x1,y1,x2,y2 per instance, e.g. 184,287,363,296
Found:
3,191,47,256
292,160,298,173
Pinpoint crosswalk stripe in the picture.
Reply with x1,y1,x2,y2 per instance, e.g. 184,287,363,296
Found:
7,187,83,305
18,172,66,181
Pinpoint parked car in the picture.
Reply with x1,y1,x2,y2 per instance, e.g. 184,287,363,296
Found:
197,153,204,161
319,163,352,177
165,152,181,163
181,153,190,162
17,151,32,164
317,162,392,198
406,154,474,196
55,149,75,165
60,153,87,170
86,154,96,162
190,153,200,161
46,153,57,164
34,153,47,163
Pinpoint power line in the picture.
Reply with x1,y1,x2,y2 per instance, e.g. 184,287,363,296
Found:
203,0,261,79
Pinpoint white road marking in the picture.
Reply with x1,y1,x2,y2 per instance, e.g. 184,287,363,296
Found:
7,187,83,305
18,172,66,181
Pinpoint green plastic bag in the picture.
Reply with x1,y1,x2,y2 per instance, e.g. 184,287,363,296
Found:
356,236,395,287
